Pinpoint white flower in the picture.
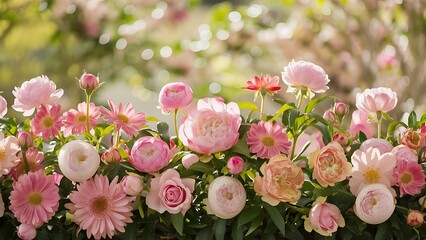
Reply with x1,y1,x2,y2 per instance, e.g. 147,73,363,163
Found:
0,133,20,175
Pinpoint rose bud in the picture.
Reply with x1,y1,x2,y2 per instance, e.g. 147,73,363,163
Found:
17,131,33,149
226,156,244,175
79,73,100,94
407,210,424,228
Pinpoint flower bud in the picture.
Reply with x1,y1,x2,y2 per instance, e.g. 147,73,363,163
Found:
332,131,348,147
18,224,37,240
121,174,144,196
182,153,199,169
407,210,424,228
334,102,349,117
17,131,33,149
323,109,338,126
79,73,99,94
101,147,122,163
226,156,244,175
401,128,426,150
158,82,193,114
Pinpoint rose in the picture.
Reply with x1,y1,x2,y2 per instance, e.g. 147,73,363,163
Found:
401,128,426,150
17,131,33,149
101,147,122,163
158,82,193,114
179,98,241,155
181,153,199,169
360,138,393,155
334,102,349,117
120,174,144,196
354,183,395,224
254,154,304,205
391,145,418,162
323,109,339,126
58,140,100,182
0,95,7,118
355,87,397,114
204,176,246,219
79,73,100,94
304,197,345,236
130,136,172,173
308,142,352,187
226,156,244,175
407,210,424,228
146,169,195,215
17,224,37,240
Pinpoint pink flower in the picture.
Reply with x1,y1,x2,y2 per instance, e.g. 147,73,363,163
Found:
377,49,398,70
308,142,352,187
204,176,246,219
304,197,345,236
17,131,33,149
294,132,322,157
355,87,397,114
79,73,100,93
245,74,281,95
334,102,349,118
254,154,304,205
392,160,425,196
9,149,44,180
227,156,245,175
281,60,330,98
101,147,122,163
101,99,147,137
0,133,20,175
181,153,199,169
120,174,144,196
349,110,376,138
62,102,101,136
30,104,62,141
401,128,426,151
9,171,59,227
158,82,193,114
12,76,63,116
146,169,195,215
0,95,7,118
407,210,424,228
360,138,393,155
354,183,395,225
323,109,339,126
18,224,37,240
246,121,291,159
332,131,348,147
179,98,241,155
391,145,418,163
66,175,133,239
0,193,4,217
349,148,396,196
130,136,172,173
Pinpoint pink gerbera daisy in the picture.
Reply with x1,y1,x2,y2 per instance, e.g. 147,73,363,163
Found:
246,75,281,96
9,170,60,227
393,160,425,197
30,104,62,141
65,174,133,239
62,102,101,136
0,133,20,175
246,121,291,159
100,99,147,137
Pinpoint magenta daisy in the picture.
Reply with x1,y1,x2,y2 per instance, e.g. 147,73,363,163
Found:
100,99,147,137
30,104,62,141
65,174,133,239
392,160,425,197
246,121,291,159
62,102,101,136
9,170,60,227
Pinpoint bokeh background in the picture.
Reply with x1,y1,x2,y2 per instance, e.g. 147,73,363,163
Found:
1,0,425,121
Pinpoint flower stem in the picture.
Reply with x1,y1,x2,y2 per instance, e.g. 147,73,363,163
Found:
260,94,265,120
21,149,30,173
86,93,92,134
377,111,382,138
297,94,303,110
290,134,298,160
114,130,121,148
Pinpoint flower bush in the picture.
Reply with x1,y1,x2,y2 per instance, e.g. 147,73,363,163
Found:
0,61,425,240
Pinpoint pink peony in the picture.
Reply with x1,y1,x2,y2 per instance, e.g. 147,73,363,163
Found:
359,138,393,155
226,156,245,175
181,153,199,169
304,197,345,236
204,176,246,219
392,160,425,196
355,87,397,114
0,95,7,118
130,136,172,173
18,224,37,240
120,174,144,196
9,171,60,227
391,145,418,163
0,193,4,217
354,183,395,225
158,82,193,114
349,110,375,138
281,60,330,98
407,210,424,228
62,102,101,136
246,121,291,159
146,169,195,215
66,175,133,239
401,128,426,151
179,98,241,155
30,104,63,141
0,133,20,175
12,76,63,116
245,74,281,95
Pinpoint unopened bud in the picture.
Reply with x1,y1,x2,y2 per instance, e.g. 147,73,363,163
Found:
80,73,100,94
334,102,349,117
323,109,339,126
101,147,122,163
226,156,244,175
17,131,33,149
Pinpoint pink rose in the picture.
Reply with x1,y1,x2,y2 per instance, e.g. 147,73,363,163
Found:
181,153,199,169
146,169,195,215
304,197,345,236
158,82,193,114
349,110,375,138
121,174,144,196
79,73,100,93
130,136,172,173
401,128,426,150
0,95,7,118
12,76,64,116
17,131,33,149
179,98,241,155
334,102,349,118
360,138,393,155
354,183,395,225
204,176,246,219
226,156,244,175
355,87,397,114
407,210,423,228
101,147,122,163
18,224,37,240
254,154,304,205
391,145,418,163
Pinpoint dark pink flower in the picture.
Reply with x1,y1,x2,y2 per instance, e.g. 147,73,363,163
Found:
245,75,281,95
30,104,62,141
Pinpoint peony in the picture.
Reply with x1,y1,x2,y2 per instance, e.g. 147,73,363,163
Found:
58,140,100,182
349,110,375,138
401,128,426,150
354,183,395,225
0,95,7,118
146,169,195,215
226,156,245,175
304,197,345,236
179,98,241,155
392,160,425,196
120,174,144,196
254,154,304,205
12,75,64,116
130,136,172,173
204,176,246,219
359,138,393,155
391,145,418,163
158,82,193,114
0,133,20,175
18,224,37,240
355,87,397,114
308,142,352,187
406,210,424,228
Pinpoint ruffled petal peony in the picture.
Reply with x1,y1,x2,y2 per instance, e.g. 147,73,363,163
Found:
355,87,397,114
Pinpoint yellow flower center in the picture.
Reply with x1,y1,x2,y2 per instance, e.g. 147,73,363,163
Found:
401,173,412,184
225,192,233,200
78,154,87,162
28,192,42,205
0,147,5,161
364,167,381,183
262,136,275,147
42,117,54,128
77,114,87,122
92,196,110,214
116,114,129,124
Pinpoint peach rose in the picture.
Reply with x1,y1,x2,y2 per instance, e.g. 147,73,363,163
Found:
304,197,345,236
254,154,304,205
401,128,426,151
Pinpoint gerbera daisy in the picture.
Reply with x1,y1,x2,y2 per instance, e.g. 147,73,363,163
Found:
392,160,425,197
0,133,20,175
246,75,281,96
30,104,62,141
65,174,133,239
62,102,101,136
246,121,291,159
100,99,147,137
9,170,60,227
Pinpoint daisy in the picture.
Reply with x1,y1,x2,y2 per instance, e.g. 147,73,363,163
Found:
30,104,62,141
9,170,60,227
245,74,281,96
246,121,291,159
62,102,101,136
0,133,20,175
392,160,425,197
100,99,147,137
65,174,133,239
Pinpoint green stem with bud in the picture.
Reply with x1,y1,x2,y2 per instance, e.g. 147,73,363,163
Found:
21,149,30,173
377,111,382,139
174,109,181,146
86,93,92,134
260,93,265,120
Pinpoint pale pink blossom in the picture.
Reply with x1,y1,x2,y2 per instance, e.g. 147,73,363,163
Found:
360,138,393,155
407,210,424,228
245,74,281,95
130,136,172,173
120,174,144,196
0,133,20,175
392,145,418,163
349,110,375,138
18,224,37,240
355,87,397,114
204,176,246,219
323,109,339,126
146,169,195,215
393,160,425,196
16,131,33,149
354,183,395,225
62,102,101,136
294,132,322,157
158,82,193,114
179,98,241,155
0,95,7,118
30,104,62,141
334,102,349,117
12,76,63,116
226,156,245,175
377,48,398,69
304,197,345,236
181,153,199,169
401,128,426,151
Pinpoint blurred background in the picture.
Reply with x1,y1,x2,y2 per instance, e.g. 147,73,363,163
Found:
1,0,425,121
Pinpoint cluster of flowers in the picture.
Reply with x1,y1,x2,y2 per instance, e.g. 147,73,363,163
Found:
0,60,425,239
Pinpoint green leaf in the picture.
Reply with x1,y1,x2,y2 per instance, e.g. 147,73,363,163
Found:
304,96,334,113
230,139,250,157
237,101,258,111
245,213,263,236
269,104,294,122
408,111,417,130
196,226,213,240
214,219,227,240
157,122,169,135
232,222,244,240
238,206,262,228
171,213,184,236
124,222,138,240
386,121,408,140
264,204,285,236
285,224,304,240
381,112,393,121
146,116,160,122
188,162,214,174
312,125,331,145
375,221,391,240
